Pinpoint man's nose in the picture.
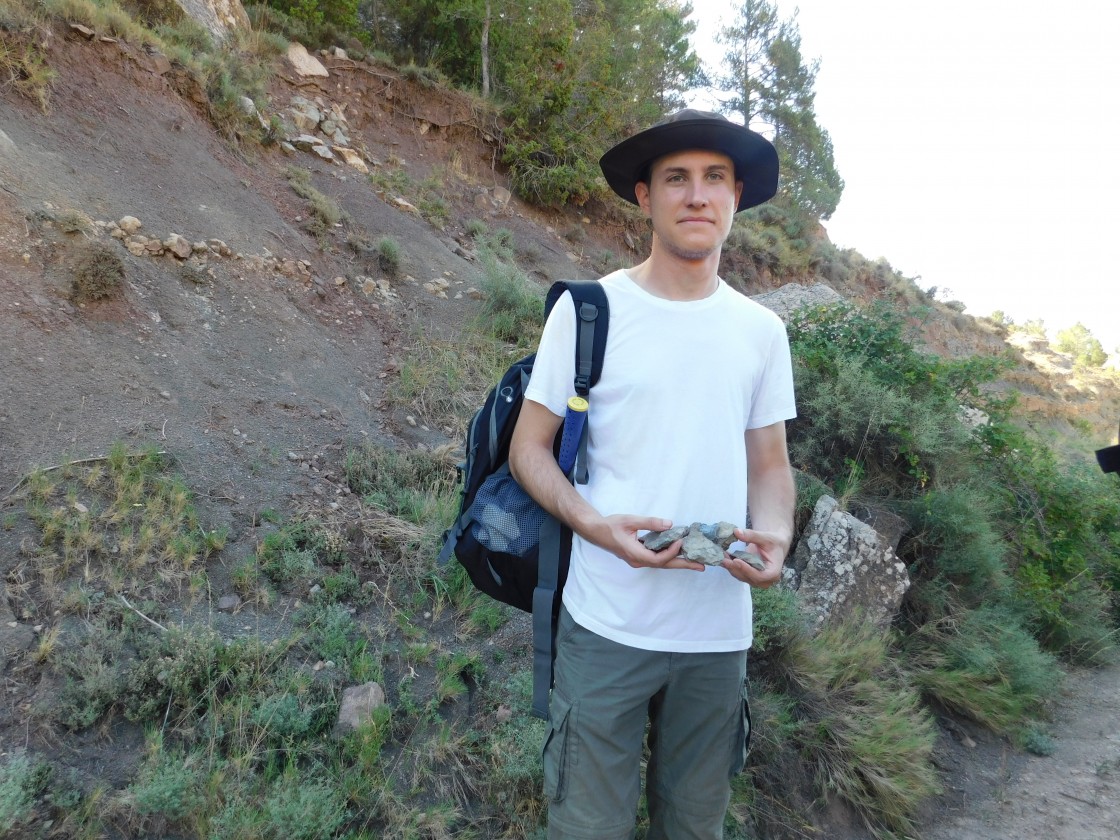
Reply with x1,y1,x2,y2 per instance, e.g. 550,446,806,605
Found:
685,180,709,206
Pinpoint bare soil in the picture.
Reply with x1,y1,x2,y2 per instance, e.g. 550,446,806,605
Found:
921,664,1120,840
2,20,1118,840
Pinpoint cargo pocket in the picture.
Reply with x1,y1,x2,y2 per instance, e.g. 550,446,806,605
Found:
542,693,577,802
730,682,752,776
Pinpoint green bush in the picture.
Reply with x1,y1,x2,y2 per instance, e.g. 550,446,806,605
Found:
902,484,1011,606
262,774,348,840
907,606,1060,737
377,235,401,276
475,246,544,344
344,444,456,524
780,620,939,836
129,747,207,821
250,692,314,741
749,586,806,657
0,754,35,833
788,303,1007,494
983,425,1120,662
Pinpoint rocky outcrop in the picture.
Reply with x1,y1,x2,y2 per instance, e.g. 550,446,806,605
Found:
785,495,910,631
174,0,250,43
286,42,330,78
752,282,845,322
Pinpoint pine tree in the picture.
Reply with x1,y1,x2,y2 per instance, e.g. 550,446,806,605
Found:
716,0,843,219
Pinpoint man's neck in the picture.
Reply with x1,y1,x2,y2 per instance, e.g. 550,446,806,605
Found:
626,242,722,301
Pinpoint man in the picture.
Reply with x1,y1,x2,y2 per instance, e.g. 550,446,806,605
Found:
509,109,797,839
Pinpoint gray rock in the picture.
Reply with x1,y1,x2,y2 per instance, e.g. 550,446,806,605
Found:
335,682,386,733
642,522,745,567
729,549,766,571
751,282,845,323
786,495,911,632
175,1,251,43
287,41,329,77
680,527,726,566
217,595,240,612
698,521,738,549
640,525,689,551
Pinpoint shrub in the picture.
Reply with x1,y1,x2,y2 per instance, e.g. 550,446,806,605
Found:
788,303,1007,494
1055,322,1108,368
400,62,447,88
71,241,125,302
129,746,206,821
983,427,1120,662
780,620,939,836
262,774,348,840
475,247,544,344
0,38,57,112
906,606,1060,737
902,483,1011,607
0,753,35,833
749,586,806,657
344,443,455,525
155,15,213,52
376,235,401,275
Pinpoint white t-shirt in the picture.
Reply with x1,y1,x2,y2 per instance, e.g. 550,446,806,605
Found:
524,270,797,653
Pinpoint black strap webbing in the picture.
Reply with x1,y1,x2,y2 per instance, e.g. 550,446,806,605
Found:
531,514,563,718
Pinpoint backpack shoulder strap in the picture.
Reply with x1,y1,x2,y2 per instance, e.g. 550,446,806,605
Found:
530,281,610,720
546,280,609,396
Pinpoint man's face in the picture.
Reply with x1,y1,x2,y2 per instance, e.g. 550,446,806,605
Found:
634,149,744,262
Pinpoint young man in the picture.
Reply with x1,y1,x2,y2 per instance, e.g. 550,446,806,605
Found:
509,109,797,839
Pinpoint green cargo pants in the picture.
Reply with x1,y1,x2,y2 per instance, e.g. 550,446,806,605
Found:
543,606,750,840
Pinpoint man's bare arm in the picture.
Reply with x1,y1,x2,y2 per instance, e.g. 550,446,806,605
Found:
723,421,795,587
508,399,697,570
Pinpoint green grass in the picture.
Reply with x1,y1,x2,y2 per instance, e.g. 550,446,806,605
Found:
286,166,348,236
12,444,219,615
774,619,941,836
376,235,401,276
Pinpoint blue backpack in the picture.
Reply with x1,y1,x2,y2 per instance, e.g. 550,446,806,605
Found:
438,280,609,718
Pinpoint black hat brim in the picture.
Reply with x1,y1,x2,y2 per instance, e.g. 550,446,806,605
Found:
599,117,779,212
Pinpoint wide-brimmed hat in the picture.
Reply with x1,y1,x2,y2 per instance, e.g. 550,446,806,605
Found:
599,109,779,212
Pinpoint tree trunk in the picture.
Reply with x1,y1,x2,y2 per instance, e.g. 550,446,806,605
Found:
481,0,491,97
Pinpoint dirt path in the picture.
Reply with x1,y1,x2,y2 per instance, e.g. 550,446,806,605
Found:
924,664,1120,840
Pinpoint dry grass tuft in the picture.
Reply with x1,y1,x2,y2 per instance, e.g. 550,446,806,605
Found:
71,241,125,302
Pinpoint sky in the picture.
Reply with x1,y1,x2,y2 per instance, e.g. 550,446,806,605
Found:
686,0,1120,362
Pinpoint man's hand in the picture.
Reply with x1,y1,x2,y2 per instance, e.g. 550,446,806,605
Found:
721,527,789,587
592,515,705,572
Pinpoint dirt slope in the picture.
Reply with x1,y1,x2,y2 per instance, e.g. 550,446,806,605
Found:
0,26,598,503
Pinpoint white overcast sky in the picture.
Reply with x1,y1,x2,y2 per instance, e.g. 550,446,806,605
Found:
687,0,1120,361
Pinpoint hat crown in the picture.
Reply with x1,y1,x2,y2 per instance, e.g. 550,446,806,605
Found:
599,109,779,212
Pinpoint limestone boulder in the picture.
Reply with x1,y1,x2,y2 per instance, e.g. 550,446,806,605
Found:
785,495,910,632
173,1,250,43
287,42,329,78
752,282,845,323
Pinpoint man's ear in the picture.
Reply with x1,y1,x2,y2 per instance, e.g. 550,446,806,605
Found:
634,180,652,216
735,180,744,207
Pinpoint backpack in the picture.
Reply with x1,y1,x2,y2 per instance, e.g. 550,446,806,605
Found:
437,280,609,719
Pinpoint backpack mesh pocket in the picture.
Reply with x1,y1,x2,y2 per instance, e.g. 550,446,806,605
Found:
467,469,547,555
